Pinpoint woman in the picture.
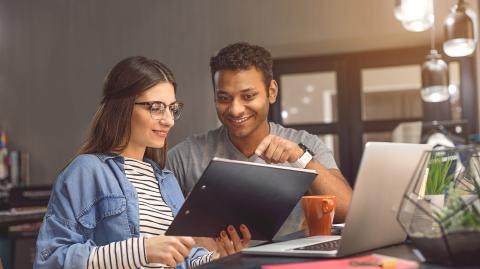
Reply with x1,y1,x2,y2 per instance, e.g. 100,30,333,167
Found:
34,56,251,269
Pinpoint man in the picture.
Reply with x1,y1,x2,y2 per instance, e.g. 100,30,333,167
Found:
167,42,352,236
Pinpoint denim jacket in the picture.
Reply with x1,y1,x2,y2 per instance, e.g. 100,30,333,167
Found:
34,154,208,269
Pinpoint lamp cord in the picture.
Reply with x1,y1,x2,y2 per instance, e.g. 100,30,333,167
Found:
430,1,436,51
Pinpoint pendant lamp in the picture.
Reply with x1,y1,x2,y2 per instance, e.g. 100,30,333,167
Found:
421,20,450,102
395,0,434,32
443,0,478,57
421,50,450,102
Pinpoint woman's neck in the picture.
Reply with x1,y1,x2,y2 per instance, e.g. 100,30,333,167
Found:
118,144,145,161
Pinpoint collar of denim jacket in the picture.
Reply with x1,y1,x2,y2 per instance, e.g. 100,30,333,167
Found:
95,152,120,162
95,153,172,176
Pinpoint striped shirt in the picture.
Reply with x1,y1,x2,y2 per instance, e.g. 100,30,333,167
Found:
87,157,213,269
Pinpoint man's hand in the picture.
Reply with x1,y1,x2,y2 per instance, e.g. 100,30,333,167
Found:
255,134,303,164
256,134,353,222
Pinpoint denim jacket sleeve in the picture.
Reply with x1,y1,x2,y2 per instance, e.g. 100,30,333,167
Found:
35,168,94,268
35,155,211,269
34,155,128,269
35,197,94,269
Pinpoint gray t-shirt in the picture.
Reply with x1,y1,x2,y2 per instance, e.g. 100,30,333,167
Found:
166,122,338,237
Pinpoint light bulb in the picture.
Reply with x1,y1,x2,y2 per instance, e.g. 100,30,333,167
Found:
444,38,476,57
400,0,434,32
394,0,404,21
421,86,450,102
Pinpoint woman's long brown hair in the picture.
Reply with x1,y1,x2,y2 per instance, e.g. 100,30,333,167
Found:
78,56,177,167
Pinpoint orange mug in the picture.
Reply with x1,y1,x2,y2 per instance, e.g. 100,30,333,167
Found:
301,195,336,236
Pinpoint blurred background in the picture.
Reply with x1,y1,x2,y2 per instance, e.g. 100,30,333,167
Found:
0,0,479,267
1,0,478,186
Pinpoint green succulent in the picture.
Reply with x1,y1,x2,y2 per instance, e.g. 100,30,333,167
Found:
433,180,480,233
426,153,455,195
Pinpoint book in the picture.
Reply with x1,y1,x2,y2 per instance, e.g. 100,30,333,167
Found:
262,254,418,269
9,151,19,185
19,151,30,186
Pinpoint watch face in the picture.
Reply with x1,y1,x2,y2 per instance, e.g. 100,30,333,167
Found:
299,143,314,156
296,148,314,169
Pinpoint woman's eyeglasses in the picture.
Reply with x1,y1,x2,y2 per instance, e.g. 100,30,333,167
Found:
134,101,184,120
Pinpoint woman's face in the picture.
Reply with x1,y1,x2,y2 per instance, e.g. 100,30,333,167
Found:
122,82,176,159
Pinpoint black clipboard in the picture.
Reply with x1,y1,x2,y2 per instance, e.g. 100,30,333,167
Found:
165,157,317,240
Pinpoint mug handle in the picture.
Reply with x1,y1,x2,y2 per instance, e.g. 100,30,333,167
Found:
321,199,335,214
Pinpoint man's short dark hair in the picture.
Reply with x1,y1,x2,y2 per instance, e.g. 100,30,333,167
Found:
210,42,273,91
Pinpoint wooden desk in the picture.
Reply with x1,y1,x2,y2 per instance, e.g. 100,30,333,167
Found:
0,208,45,269
0,208,45,234
196,243,478,269
0,209,45,228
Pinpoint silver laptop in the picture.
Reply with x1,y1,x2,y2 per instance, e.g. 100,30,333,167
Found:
242,142,432,257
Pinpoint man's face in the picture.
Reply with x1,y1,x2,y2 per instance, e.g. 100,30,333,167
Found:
214,67,277,140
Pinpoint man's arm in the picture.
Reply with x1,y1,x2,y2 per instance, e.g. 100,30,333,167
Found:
304,161,352,223
255,134,352,223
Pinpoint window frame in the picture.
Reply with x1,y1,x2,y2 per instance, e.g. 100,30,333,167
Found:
270,45,478,185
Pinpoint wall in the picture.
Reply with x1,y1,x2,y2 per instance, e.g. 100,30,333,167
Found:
0,0,475,185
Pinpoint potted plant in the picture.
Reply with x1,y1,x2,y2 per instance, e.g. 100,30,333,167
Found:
424,151,455,208
397,146,480,266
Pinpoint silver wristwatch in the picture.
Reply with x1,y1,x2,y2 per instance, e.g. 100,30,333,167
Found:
295,143,313,168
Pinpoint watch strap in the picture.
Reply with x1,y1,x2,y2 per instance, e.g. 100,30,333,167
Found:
295,143,313,168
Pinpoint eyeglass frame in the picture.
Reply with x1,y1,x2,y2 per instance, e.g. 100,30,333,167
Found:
134,101,184,120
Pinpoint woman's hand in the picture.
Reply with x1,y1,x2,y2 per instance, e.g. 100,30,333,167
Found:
214,224,251,258
144,235,195,267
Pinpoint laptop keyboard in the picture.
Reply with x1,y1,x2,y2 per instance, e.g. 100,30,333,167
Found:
292,239,340,251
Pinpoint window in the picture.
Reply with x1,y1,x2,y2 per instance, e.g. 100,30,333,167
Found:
280,72,337,125
271,47,477,184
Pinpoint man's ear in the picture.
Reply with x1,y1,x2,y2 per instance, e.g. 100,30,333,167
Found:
268,80,278,104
